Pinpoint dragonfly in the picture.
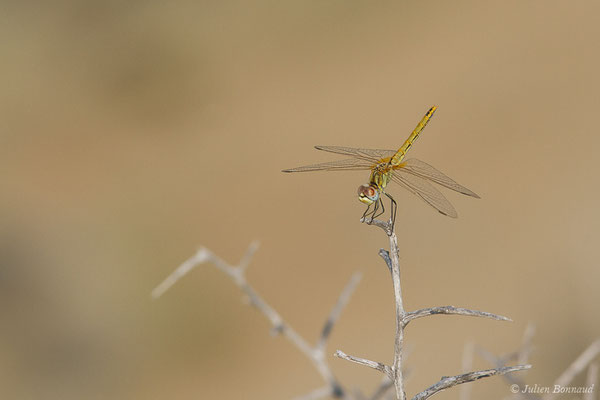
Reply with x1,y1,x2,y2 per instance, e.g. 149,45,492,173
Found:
282,106,480,225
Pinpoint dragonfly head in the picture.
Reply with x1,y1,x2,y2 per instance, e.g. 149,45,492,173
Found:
357,184,379,205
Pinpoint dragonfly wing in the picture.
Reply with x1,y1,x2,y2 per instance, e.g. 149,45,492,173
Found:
282,158,374,173
315,146,396,163
398,158,480,198
392,170,458,218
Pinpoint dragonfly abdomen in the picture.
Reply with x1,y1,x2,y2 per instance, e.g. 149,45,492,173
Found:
390,106,437,166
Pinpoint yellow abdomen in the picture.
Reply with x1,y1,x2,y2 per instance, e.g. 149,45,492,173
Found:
390,106,437,165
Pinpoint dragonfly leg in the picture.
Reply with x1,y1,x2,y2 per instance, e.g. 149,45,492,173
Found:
385,193,397,227
373,197,385,220
369,200,379,223
361,204,372,221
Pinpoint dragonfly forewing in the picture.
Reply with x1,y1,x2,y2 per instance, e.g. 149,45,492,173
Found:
315,146,396,164
282,158,375,173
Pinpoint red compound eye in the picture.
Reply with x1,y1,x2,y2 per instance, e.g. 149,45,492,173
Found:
357,184,376,198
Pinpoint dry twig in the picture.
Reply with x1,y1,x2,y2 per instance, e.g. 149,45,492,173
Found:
544,338,600,400
459,342,474,400
477,325,600,400
335,350,393,379
153,214,532,399
476,324,537,399
584,362,598,400
369,376,396,400
332,215,528,400
412,365,531,400
152,242,362,399
404,306,511,325
477,346,537,400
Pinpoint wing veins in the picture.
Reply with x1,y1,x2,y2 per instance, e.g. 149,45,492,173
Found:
282,158,374,173
392,170,458,218
315,146,396,163
397,158,480,198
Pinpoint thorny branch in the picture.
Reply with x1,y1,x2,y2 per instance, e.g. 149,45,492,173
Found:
404,306,511,326
153,216,535,400
334,350,393,379
318,273,362,353
477,325,600,400
476,323,537,400
332,215,529,400
459,342,474,400
369,376,397,400
547,338,600,400
584,363,598,400
412,365,532,400
152,242,362,399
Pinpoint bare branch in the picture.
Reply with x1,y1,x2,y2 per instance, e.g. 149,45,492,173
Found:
378,249,393,274
293,386,333,400
352,389,368,400
388,230,407,400
476,347,537,400
412,365,532,400
584,363,598,400
545,338,600,400
152,243,351,399
317,272,362,352
363,214,518,400
151,247,211,299
370,376,395,400
156,191,535,400
357,217,409,399
517,323,536,366
460,342,474,400
361,216,393,235
238,240,260,272
368,364,414,400
335,350,393,380
403,306,512,326
475,324,536,396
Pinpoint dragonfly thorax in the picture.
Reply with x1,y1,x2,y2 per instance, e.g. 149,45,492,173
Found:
357,184,380,205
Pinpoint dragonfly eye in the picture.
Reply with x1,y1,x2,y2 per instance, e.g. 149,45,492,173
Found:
357,184,379,205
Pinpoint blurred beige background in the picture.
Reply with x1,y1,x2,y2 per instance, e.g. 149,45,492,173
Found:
1,1,599,399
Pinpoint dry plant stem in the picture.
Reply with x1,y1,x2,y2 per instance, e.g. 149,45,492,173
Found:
480,332,600,400
357,216,406,398
404,306,511,325
517,323,536,366
370,369,414,400
477,323,537,400
584,363,598,400
459,342,474,400
152,242,362,399
335,350,393,379
412,365,532,400
317,272,363,353
334,216,524,400
388,230,407,400
370,377,395,400
544,338,600,400
477,347,537,400
378,249,393,273
293,386,333,400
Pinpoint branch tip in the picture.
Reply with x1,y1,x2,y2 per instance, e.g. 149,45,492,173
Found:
318,272,362,349
404,306,511,325
412,365,531,400
334,350,392,379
